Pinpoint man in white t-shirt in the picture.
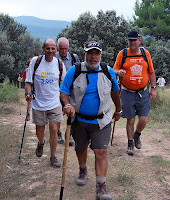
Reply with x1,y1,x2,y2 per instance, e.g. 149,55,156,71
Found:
157,75,166,90
25,38,66,168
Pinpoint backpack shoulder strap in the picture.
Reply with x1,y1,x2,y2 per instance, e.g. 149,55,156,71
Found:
32,55,43,94
70,62,81,91
100,62,112,82
140,47,149,73
33,55,43,75
73,62,81,81
140,47,148,64
58,58,63,86
121,48,127,69
69,52,77,66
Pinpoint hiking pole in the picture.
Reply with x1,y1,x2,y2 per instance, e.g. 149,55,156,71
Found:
19,74,21,115
18,105,29,164
59,116,72,200
110,119,116,146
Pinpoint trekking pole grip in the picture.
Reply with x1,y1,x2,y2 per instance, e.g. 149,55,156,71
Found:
67,116,71,126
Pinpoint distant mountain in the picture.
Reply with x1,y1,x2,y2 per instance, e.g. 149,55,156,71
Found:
13,16,71,42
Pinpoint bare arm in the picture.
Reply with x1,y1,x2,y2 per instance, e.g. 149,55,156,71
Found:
149,72,157,100
25,82,33,103
111,91,122,121
113,69,126,77
60,92,75,117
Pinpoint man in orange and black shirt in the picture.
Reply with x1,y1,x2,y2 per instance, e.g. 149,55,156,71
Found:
113,30,156,156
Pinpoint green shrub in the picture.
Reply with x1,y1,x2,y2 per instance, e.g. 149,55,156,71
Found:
0,77,19,102
150,88,170,123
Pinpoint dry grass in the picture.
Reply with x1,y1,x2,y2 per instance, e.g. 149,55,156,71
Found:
0,91,170,200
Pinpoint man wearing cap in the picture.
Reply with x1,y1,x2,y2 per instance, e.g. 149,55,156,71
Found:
60,41,121,200
113,30,157,156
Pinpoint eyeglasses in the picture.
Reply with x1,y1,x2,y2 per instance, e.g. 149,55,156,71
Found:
45,47,56,51
128,39,138,42
86,51,101,56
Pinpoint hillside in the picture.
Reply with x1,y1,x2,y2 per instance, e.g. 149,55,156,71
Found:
13,16,71,42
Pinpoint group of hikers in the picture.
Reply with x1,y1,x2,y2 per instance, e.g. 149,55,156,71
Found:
18,30,157,200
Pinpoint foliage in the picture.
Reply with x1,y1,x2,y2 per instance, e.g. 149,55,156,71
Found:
144,40,170,82
57,10,129,66
133,0,170,40
149,88,170,124
0,14,42,83
0,77,18,102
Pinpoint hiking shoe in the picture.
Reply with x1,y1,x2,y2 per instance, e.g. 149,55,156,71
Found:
134,132,142,149
50,156,62,168
96,182,112,200
69,135,74,146
58,130,64,144
126,140,134,156
76,167,88,186
35,140,45,157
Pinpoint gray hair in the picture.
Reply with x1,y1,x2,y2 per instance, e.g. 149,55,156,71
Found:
57,37,69,47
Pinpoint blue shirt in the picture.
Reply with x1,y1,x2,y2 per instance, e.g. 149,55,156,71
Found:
55,52,79,71
60,66,120,124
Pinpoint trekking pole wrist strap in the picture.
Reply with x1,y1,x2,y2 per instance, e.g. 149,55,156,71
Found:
63,104,72,108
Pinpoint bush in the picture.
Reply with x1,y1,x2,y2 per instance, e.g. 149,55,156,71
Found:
150,88,170,123
0,77,19,102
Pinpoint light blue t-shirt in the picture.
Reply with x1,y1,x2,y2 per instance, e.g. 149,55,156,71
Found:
55,52,79,71
60,66,120,124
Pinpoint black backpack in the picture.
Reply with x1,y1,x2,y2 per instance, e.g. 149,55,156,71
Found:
69,52,78,66
70,62,113,90
121,47,149,71
32,55,63,94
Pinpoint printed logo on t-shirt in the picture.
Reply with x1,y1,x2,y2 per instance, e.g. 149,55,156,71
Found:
130,64,143,76
129,59,143,84
41,72,47,78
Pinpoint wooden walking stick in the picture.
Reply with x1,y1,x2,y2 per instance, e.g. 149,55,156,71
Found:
59,116,72,200
110,119,116,146
19,74,21,115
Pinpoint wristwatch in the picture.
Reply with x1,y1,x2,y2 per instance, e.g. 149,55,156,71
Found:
115,110,123,114
151,86,156,89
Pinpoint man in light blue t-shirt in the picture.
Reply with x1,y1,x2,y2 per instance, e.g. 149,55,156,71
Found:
55,37,79,146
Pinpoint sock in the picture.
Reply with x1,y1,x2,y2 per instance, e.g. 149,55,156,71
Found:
128,139,134,146
96,176,106,185
39,139,45,145
80,163,87,169
134,130,141,136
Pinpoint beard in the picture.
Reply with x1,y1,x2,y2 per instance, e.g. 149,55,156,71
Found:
85,56,101,70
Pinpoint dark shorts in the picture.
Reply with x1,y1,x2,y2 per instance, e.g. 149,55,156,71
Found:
71,121,111,152
121,89,150,119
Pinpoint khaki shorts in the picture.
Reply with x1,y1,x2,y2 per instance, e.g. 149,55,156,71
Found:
32,106,63,126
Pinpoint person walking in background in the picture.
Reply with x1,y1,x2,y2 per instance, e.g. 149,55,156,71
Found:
18,58,32,82
60,41,121,200
113,30,157,156
157,75,166,90
18,58,32,120
55,37,79,146
25,38,66,168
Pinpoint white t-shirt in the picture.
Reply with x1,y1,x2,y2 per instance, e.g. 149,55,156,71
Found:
157,77,166,87
25,55,66,111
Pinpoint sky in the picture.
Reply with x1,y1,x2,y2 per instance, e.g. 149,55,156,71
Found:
0,0,140,22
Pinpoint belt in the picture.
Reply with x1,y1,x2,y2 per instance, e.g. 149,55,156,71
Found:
122,85,147,98
75,112,104,120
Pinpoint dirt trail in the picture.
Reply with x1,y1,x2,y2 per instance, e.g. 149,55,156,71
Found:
0,99,170,200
